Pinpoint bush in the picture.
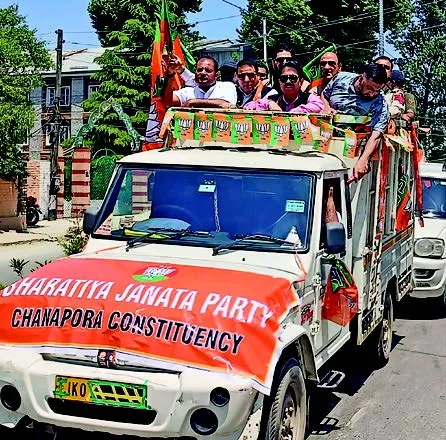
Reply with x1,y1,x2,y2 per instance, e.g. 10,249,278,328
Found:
58,219,88,255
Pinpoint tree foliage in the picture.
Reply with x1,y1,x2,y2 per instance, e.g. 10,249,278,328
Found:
390,0,446,160
84,0,201,156
0,6,52,181
238,0,412,71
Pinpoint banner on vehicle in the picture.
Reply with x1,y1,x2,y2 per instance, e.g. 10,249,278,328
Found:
0,257,301,394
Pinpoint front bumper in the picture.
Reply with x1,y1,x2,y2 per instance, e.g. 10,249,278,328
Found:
0,349,257,439
411,256,446,298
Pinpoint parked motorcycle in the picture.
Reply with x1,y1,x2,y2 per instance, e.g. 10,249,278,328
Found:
26,196,42,227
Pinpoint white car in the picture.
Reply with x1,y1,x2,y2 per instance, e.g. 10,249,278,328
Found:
412,162,446,310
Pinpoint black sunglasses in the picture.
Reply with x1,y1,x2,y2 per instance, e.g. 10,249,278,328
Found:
376,62,391,71
276,56,293,63
320,60,337,67
237,72,256,80
279,74,299,84
258,72,268,79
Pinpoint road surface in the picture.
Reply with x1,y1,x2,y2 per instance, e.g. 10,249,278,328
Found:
0,241,64,286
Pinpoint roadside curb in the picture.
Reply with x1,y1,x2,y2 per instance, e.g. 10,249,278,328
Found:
0,237,59,247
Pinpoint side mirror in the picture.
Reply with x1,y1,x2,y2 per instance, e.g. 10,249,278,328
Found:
325,221,346,254
83,206,99,235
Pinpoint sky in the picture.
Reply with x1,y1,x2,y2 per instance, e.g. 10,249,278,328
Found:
4,0,247,49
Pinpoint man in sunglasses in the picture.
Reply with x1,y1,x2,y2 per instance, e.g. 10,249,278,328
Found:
163,56,237,108
270,44,294,89
308,52,342,96
374,56,393,79
235,59,277,108
258,63,270,86
322,63,390,181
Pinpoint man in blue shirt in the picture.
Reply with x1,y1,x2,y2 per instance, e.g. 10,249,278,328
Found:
322,64,390,180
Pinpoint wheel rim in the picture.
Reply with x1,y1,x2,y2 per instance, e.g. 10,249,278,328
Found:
381,304,392,357
279,386,301,440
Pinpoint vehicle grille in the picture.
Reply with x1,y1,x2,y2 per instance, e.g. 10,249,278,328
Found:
47,398,157,425
414,269,436,280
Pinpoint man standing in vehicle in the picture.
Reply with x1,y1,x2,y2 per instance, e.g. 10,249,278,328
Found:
236,59,277,108
308,52,342,96
322,63,390,180
163,56,237,108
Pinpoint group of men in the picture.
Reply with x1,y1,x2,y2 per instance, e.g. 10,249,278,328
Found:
161,44,416,180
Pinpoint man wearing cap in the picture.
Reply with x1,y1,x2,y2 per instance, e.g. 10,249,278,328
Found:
386,70,417,123
386,70,406,119
219,60,238,84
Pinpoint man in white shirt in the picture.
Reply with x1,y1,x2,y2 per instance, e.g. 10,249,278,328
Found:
162,56,237,109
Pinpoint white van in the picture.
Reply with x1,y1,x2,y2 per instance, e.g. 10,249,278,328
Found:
412,162,446,309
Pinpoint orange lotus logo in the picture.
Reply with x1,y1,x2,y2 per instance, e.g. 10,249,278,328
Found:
133,265,178,282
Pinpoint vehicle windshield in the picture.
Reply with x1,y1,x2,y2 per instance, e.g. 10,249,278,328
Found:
421,177,446,218
93,166,314,253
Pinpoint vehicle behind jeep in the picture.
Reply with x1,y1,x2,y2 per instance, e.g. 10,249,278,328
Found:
411,162,446,311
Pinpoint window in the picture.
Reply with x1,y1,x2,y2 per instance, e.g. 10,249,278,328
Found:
46,86,71,107
93,166,315,253
21,130,30,146
88,84,100,97
45,123,71,147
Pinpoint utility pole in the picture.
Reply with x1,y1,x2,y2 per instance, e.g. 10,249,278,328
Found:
378,0,384,56
254,18,270,66
48,29,63,221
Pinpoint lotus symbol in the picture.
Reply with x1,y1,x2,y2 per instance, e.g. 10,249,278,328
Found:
294,120,309,134
256,123,270,135
197,120,210,132
274,124,289,137
179,118,192,130
144,102,162,142
235,123,249,136
215,120,230,132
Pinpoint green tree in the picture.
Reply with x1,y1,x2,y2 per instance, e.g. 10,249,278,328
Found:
83,0,201,156
390,0,446,160
0,6,52,181
238,0,412,71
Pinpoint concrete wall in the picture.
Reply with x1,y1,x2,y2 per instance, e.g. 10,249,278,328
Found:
0,179,25,231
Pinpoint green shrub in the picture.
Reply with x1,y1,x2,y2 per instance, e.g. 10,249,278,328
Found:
58,223,88,256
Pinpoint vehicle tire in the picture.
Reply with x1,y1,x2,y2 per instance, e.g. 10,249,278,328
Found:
366,293,393,367
26,208,39,226
264,358,307,440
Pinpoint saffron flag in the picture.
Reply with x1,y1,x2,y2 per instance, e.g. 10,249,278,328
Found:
396,173,412,232
142,0,194,151
410,125,424,227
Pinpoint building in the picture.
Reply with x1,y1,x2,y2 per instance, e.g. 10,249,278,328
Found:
193,39,254,66
25,47,106,217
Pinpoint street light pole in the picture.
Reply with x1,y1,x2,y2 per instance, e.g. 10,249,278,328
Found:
254,18,269,66
378,0,384,56
48,29,63,221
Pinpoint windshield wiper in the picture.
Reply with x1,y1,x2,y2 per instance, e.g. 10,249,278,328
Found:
212,234,292,256
126,228,212,251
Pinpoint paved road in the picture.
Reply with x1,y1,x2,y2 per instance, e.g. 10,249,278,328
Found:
0,297,444,439
308,298,446,440
0,241,65,286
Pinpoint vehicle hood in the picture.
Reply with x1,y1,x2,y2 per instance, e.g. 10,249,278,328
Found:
415,217,446,240
0,250,302,394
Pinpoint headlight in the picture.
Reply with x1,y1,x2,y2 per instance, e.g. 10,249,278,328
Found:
414,238,445,258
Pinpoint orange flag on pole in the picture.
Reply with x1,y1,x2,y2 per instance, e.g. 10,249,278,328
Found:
142,0,193,151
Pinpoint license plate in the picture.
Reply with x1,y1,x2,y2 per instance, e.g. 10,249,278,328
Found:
416,282,430,288
54,376,149,409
